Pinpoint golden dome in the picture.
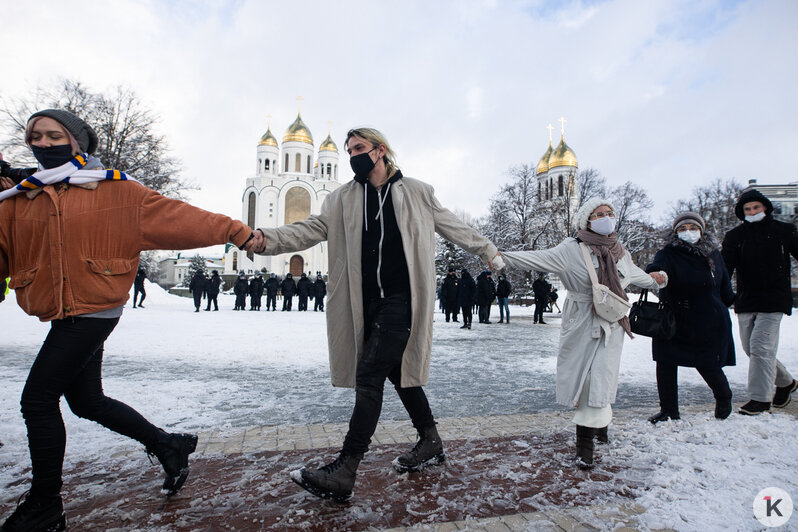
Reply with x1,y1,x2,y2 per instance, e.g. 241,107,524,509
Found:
548,135,578,169
536,141,553,174
283,113,314,145
319,133,338,153
258,128,278,147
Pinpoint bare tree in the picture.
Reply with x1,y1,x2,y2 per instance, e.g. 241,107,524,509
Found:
669,178,744,244
0,79,193,198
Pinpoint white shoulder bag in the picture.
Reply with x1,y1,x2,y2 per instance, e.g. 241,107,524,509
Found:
579,243,631,323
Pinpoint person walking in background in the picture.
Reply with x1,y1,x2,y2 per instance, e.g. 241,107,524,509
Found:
496,273,512,324
281,273,296,311
646,212,735,424
132,268,147,308
548,288,561,312
313,274,327,311
441,267,460,323
0,108,257,531
233,271,248,311
265,273,279,311
206,270,222,311
533,273,551,324
476,270,496,324
296,272,311,311
722,190,798,414
249,271,264,311
501,198,666,469
458,268,477,330
252,127,500,502
189,270,207,313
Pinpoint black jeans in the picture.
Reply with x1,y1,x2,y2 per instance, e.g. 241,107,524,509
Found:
21,317,161,497
206,294,219,310
534,299,546,322
460,305,473,326
341,295,435,455
133,286,146,306
314,297,324,311
267,294,277,310
478,303,491,323
655,361,732,415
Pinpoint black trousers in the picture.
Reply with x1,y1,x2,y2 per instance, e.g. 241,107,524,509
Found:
250,295,261,309
298,296,308,311
460,305,473,326
282,296,293,311
445,308,458,322
314,297,324,311
534,298,546,322
342,295,435,455
206,293,218,310
235,293,246,310
478,303,491,323
193,292,203,310
21,318,161,497
133,285,146,306
266,294,277,310
655,361,732,415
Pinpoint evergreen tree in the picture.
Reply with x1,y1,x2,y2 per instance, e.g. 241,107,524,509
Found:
183,254,208,287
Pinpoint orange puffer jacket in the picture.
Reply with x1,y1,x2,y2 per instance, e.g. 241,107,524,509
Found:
0,181,251,321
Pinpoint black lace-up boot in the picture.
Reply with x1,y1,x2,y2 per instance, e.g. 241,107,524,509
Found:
0,491,65,532
146,429,198,496
393,424,446,473
290,452,363,502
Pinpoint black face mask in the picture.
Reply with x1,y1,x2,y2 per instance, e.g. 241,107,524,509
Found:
349,148,377,179
31,145,75,169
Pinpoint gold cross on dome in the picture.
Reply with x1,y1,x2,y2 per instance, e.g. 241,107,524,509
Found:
558,116,567,135
328,120,333,134
546,123,554,142
297,96,304,113
267,114,272,128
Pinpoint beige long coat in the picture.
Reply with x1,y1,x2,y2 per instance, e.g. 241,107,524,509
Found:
258,176,498,388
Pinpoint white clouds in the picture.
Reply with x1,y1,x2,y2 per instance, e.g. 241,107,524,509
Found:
1,0,796,221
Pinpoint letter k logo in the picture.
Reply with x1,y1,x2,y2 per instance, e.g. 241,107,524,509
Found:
765,496,783,517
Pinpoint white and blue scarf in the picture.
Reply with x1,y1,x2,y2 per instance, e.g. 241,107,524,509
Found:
0,153,138,202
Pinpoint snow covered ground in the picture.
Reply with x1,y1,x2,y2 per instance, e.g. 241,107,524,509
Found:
1,281,797,530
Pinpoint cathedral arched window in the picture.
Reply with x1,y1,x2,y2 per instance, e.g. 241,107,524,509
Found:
295,153,301,173
264,159,270,171
273,159,277,174
326,163,332,177
307,155,312,174
284,153,289,172
285,187,311,225
558,175,564,196
232,252,238,272
537,181,541,201
334,164,338,180
247,192,256,229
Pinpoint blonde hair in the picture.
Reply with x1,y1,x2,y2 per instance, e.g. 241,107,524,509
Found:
345,127,399,178
25,117,81,155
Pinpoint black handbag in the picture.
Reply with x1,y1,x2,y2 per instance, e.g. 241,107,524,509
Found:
629,289,676,340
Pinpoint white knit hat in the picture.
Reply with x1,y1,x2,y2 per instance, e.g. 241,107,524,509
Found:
575,197,615,230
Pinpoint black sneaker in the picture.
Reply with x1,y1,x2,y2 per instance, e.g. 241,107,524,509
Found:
773,379,798,408
715,399,732,419
0,492,66,532
739,400,771,416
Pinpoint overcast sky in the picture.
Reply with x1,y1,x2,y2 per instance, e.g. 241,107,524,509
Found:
3,0,797,232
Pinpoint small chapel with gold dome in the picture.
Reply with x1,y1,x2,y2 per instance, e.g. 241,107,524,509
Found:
224,111,342,277
535,119,579,216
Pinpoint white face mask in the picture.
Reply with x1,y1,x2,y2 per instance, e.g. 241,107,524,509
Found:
590,216,616,235
678,229,701,244
745,211,766,223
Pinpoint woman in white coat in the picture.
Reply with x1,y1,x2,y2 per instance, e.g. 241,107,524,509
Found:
501,198,666,468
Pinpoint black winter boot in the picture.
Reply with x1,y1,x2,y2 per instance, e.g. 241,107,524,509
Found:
715,398,732,419
290,452,362,502
393,424,446,473
146,430,198,496
0,492,65,532
575,425,596,469
595,425,609,444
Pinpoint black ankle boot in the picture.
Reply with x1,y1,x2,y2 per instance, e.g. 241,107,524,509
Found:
0,492,65,532
393,424,446,473
291,452,363,502
595,425,609,444
648,411,680,424
575,425,596,469
146,430,198,496
715,398,732,419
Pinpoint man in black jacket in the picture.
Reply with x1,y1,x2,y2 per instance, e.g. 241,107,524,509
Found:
722,189,798,415
313,274,326,311
441,267,460,322
265,273,279,311
532,273,551,324
233,271,248,310
189,271,208,313
296,273,311,311
496,274,512,323
476,271,496,324
249,272,265,310
281,273,296,311
132,268,147,308
206,270,222,311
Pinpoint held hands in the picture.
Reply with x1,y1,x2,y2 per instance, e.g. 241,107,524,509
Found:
242,229,267,253
648,271,666,285
489,253,505,272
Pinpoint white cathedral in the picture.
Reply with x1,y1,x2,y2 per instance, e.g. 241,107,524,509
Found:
224,112,342,277
535,121,579,215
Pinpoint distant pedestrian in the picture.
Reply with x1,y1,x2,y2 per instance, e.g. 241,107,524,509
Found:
249,272,265,310
189,270,207,312
296,272,311,311
496,274,512,323
476,271,496,324
646,212,735,424
313,274,327,311
533,273,551,324
265,273,279,311
458,269,477,330
233,271,248,310
548,288,560,312
281,273,296,311
133,268,146,308
206,270,222,311
722,190,798,414
441,267,460,322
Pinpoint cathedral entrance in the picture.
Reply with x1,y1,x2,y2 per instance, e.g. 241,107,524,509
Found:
290,255,304,277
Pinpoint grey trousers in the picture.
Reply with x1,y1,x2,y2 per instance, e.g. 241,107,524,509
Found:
737,312,794,402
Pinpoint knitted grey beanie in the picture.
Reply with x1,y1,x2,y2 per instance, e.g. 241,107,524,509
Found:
672,211,706,233
28,109,99,155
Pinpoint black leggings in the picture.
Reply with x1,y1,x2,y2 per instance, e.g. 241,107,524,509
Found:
342,295,435,455
21,317,161,497
655,361,732,415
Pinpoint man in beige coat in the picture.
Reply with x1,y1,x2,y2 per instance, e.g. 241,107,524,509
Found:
252,127,500,501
